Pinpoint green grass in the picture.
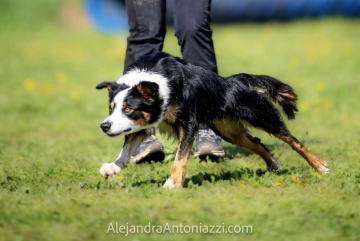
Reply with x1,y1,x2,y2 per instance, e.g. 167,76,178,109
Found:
1,1,360,240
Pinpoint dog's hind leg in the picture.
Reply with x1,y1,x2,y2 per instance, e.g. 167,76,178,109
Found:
213,118,278,171
246,116,329,172
236,133,279,171
163,126,195,188
275,133,329,173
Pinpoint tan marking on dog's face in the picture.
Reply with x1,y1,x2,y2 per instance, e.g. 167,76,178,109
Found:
122,102,127,109
109,102,115,112
164,104,178,124
136,84,142,95
132,111,152,127
133,119,147,127
141,111,151,122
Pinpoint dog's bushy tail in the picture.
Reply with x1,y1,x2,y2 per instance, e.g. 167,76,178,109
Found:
236,74,298,120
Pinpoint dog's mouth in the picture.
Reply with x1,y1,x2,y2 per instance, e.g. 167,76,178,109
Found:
107,128,132,137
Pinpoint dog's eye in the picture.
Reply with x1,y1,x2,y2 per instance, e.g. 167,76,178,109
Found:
124,107,131,113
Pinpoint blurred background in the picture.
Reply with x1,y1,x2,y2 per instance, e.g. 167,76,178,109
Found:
85,0,360,33
1,0,359,147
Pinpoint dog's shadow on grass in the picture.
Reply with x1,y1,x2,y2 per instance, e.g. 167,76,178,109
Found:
128,168,289,188
127,168,289,188
183,168,289,187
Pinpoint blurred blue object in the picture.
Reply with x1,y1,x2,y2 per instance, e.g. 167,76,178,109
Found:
85,0,128,33
85,0,360,33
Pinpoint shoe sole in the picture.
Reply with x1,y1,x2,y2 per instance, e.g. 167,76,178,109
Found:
131,149,165,164
194,147,225,160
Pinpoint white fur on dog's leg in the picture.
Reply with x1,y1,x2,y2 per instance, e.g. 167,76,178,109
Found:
99,162,121,177
162,178,175,189
267,157,279,172
317,161,330,174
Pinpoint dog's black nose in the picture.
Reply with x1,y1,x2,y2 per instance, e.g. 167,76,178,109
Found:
100,122,111,132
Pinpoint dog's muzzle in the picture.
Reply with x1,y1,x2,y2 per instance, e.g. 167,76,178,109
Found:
100,122,111,133
100,122,132,136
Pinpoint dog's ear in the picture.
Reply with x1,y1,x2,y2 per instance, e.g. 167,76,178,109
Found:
136,81,159,100
96,81,114,91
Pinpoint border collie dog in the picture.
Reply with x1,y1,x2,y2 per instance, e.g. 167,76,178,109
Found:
96,52,329,188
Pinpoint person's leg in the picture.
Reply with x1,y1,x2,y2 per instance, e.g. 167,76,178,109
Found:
124,0,166,163
124,0,166,72
173,0,217,73
173,0,225,159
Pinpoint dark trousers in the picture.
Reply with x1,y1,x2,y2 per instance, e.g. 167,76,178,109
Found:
124,0,217,74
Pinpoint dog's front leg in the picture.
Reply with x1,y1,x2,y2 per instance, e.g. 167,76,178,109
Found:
99,131,148,178
163,126,195,188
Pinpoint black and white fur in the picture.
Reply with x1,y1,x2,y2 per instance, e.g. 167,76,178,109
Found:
96,52,329,188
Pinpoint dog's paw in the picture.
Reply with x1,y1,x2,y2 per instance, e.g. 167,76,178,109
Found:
313,157,330,174
162,178,176,189
99,162,121,177
267,158,279,172
317,162,330,174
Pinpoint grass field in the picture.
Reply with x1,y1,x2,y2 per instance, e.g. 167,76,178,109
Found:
1,1,360,240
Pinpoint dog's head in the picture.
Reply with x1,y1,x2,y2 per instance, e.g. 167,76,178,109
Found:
96,80,164,137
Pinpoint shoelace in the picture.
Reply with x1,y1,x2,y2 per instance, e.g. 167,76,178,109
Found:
197,129,221,141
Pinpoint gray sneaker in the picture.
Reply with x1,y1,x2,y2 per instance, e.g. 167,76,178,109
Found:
130,128,165,164
194,127,225,159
